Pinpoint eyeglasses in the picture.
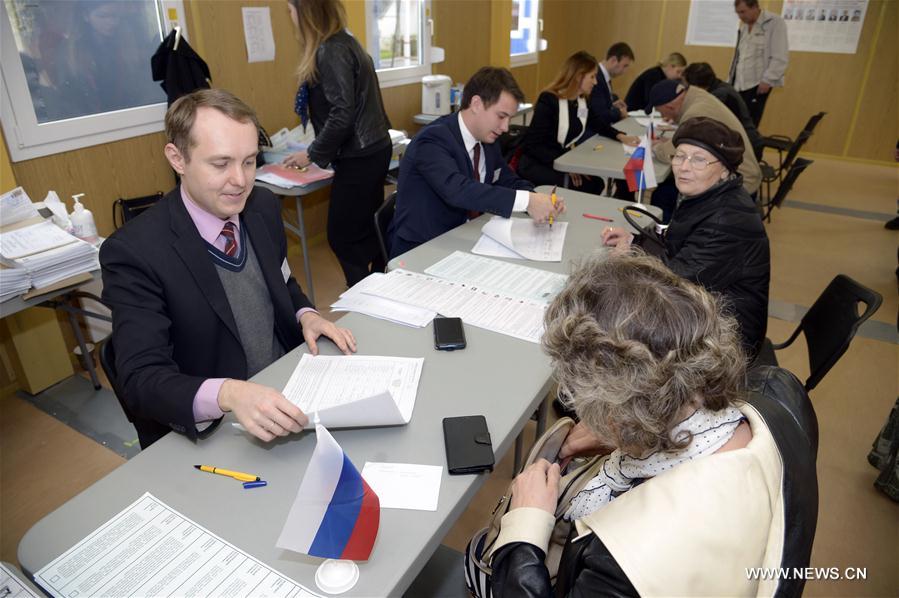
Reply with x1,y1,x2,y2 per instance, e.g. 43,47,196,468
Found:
670,153,720,170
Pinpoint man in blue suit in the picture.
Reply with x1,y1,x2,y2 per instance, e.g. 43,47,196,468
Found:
589,42,634,125
389,67,564,257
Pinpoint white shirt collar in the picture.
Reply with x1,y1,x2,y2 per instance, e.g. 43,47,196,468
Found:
458,111,479,154
599,62,612,87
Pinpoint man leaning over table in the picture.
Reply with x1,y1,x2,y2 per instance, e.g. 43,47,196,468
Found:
100,89,356,449
646,79,761,222
589,42,634,125
389,67,564,258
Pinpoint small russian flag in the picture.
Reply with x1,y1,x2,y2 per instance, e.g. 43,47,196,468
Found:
277,424,380,561
624,146,647,192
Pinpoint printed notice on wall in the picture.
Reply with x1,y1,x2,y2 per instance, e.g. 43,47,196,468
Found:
242,6,276,63
782,0,868,53
685,0,740,47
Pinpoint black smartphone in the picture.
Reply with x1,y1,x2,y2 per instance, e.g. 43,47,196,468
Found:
433,316,466,351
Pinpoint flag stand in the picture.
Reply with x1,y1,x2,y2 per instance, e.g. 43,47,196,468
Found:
315,559,360,594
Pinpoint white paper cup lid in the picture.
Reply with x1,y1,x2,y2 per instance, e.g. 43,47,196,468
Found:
315,559,359,595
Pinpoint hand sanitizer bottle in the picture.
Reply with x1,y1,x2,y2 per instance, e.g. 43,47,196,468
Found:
70,193,99,243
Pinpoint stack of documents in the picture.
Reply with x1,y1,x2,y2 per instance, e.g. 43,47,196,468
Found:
472,216,568,261
0,220,99,290
331,273,436,327
0,264,31,301
255,163,334,188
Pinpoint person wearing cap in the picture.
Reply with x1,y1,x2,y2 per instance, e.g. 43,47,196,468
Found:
646,79,761,223
682,62,763,160
624,52,687,112
602,116,770,356
728,0,789,127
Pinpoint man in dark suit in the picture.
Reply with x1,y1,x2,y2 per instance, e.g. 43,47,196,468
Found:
389,67,563,257
100,89,355,448
589,42,634,125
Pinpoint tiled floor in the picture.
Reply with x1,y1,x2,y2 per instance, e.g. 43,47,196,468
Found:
1,155,897,594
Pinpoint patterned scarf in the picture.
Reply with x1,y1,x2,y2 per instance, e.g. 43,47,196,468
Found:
564,405,745,521
294,83,310,129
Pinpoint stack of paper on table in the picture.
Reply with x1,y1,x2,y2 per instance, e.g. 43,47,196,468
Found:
472,216,568,261
629,109,660,118
331,273,436,327
256,163,334,188
282,354,424,427
0,263,31,302
424,251,567,303
0,220,99,291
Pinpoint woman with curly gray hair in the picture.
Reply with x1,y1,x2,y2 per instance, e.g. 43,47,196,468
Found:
478,252,813,597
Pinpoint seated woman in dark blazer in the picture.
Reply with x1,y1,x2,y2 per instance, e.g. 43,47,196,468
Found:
624,52,686,111
518,51,639,196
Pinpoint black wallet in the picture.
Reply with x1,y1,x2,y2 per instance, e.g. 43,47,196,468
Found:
442,415,495,474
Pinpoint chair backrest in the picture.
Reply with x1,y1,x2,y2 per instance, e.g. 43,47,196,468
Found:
802,111,826,136
374,191,398,271
770,157,813,210
746,366,819,597
780,129,812,173
113,192,163,229
797,274,883,390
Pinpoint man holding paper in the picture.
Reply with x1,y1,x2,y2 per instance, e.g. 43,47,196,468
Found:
389,67,564,258
100,89,356,448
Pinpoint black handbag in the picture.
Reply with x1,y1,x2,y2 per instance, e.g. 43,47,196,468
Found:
622,204,666,258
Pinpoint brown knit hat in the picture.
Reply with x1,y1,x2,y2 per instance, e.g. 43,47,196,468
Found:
672,117,744,172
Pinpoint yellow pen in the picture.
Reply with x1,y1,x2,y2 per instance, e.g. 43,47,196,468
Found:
549,186,557,228
194,464,260,483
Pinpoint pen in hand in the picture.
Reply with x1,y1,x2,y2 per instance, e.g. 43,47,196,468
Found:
549,186,557,228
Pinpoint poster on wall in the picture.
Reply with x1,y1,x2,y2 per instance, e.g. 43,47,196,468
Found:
782,0,868,53
685,0,740,47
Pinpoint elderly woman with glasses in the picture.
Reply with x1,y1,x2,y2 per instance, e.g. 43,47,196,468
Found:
602,117,770,356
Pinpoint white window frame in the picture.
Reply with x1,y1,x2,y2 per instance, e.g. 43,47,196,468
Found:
365,0,432,88
0,0,188,162
510,0,540,67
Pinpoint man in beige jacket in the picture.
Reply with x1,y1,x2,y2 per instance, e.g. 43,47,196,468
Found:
649,79,761,196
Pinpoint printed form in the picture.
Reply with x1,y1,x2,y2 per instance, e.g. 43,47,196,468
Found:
34,493,321,598
282,355,424,427
473,216,568,262
424,251,567,303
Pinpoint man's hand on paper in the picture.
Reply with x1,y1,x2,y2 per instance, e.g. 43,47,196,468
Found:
616,134,641,147
283,150,310,169
218,379,308,442
601,226,634,254
558,421,616,463
527,192,566,224
569,173,593,188
510,459,561,514
300,311,357,355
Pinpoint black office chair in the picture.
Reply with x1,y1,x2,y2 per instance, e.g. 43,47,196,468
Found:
755,275,883,391
762,157,814,221
761,111,826,174
374,191,398,271
112,192,163,229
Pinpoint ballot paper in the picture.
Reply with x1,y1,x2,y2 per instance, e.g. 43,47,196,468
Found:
34,493,321,598
282,354,424,427
255,163,334,188
0,562,42,597
0,220,78,260
361,269,547,343
473,216,567,262
330,273,436,327
361,463,442,511
424,251,567,303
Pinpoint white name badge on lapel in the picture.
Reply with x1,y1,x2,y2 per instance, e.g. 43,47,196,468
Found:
281,258,291,283
492,168,501,183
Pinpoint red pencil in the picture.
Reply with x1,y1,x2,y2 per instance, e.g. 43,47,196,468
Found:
582,213,613,222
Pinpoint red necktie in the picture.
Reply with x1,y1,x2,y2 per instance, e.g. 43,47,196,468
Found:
220,222,238,257
468,143,482,220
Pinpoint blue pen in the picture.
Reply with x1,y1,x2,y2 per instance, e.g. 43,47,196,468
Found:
243,480,268,489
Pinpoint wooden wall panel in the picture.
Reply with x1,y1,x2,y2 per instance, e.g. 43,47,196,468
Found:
433,0,492,85
382,84,424,134
846,0,898,161
511,64,539,101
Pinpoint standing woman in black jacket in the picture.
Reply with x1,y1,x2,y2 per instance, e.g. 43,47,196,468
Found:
518,51,639,196
284,0,392,286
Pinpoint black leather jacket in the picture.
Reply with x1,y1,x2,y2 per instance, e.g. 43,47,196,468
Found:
491,367,819,598
307,30,391,167
664,175,770,356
